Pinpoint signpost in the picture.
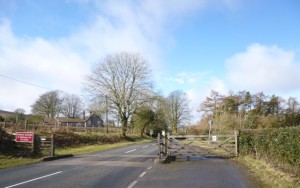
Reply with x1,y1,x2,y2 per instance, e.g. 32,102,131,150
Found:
212,135,217,142
15,132,34,143
150,130,153,138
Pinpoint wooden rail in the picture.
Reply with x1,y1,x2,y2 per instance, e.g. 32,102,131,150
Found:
158,131,239,161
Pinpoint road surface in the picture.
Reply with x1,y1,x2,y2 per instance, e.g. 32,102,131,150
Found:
0,142,158,188
0,141,261,188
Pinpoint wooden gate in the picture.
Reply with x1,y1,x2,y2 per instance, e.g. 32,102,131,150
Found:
158,131,239,161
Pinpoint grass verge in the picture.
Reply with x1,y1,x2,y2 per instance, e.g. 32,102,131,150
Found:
0,155,42,169
236,156,300,188
0,138,153,169
56,139,152,155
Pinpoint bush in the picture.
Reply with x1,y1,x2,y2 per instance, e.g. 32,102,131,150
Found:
0,128,16,154
239,127,300,175
51,132,132,148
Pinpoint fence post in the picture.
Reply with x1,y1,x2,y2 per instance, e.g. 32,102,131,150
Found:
164,133,167,157
235,131,239,157
166,133,170,156
157,133,161,159
32,133,35,155
25,119,28,131
51,134,55,157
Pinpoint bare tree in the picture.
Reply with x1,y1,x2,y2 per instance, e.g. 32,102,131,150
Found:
84,52,153,136
31,90,63,118
198,90,224,117
61,93,83,118
14,108,26,122
166,90,190,134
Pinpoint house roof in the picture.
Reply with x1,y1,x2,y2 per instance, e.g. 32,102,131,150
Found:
0,110,14,117
43,113,103,124
57,117,84,123
85,114,103,122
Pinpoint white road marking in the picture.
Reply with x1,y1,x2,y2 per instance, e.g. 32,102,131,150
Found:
5,171,62,188
128,180,138,188
147,166,152,170
125,149,136,154
142,145,149,148
139,171,147,177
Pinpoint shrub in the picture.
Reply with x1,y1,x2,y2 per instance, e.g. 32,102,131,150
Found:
239,127,300,175
0,128,16,154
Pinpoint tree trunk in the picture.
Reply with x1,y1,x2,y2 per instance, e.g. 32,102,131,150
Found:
121,117,128,137
140,127,145,137
173,127,177,134
122,125,127,137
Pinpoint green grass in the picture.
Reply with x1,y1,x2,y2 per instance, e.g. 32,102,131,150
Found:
56,139,152,155
0,155,42,169
236,156,300,188
0,139,153,169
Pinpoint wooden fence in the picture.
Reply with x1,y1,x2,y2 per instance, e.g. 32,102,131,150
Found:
158,131,239,161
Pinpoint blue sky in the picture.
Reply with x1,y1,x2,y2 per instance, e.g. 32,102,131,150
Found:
1,0,300,122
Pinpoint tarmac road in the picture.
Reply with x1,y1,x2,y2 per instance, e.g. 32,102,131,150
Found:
0,141,261,188
0,142,158,188
134,158,262,188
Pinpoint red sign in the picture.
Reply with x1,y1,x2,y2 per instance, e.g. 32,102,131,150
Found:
15,132,34,143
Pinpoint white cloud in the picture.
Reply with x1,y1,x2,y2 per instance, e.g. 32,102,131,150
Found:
165,71,211,85
0,0,237,114
0,20,89,113
226,43,300,93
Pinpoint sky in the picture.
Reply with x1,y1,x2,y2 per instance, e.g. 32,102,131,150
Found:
0,0,300,123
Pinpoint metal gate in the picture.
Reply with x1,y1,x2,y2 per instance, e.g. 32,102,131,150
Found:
158,131,238,161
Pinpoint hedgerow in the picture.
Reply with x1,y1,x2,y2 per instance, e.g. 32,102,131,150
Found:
38,131,127,148
1,128,146,156
0,128,15,154
239,127,300,175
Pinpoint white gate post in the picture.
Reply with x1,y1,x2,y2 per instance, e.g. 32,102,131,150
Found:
234,131,239,157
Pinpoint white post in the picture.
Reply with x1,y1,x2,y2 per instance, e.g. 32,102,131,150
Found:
208,120,212,141
235,131,239,157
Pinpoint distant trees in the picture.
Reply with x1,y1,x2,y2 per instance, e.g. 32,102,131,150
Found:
61,93,83,118
31,90,83,118
14,108,26,122
165,90,190,134
31,90,63,118
84,52,154,136
131,106,156,137
198,90,300,131
131,95,169,136
0,115,4,122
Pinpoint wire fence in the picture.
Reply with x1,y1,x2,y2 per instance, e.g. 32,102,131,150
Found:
0,122,137,135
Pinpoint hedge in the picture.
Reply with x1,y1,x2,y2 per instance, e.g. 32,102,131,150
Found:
0,128,145,156
239,127,300,174
0,128,16,154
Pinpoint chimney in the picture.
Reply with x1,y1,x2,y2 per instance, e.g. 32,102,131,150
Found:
83,110,85,120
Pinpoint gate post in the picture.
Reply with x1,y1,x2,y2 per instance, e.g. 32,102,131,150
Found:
164,133,168,156
4,118,6,129
234,131,239,157
166,133,170,156
157,133,161,159
51,134,55,157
